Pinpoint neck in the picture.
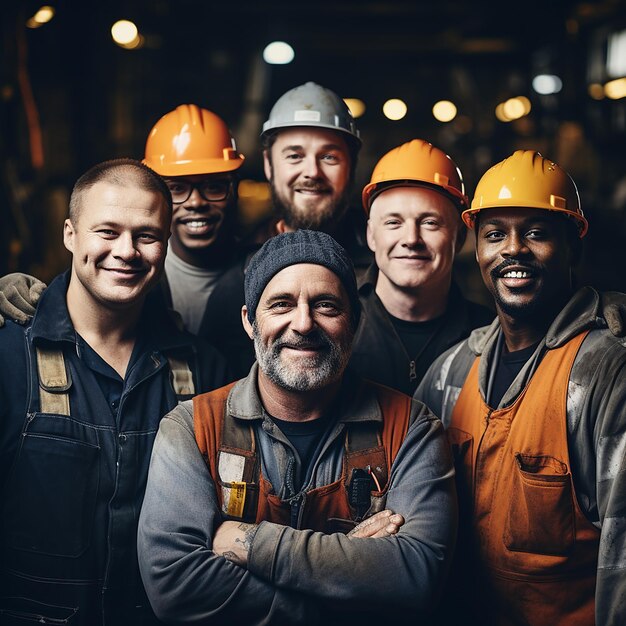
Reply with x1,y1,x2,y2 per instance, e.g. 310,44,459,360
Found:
66,274,142,377
497,294,570,352
256,369,341,422
375,272,451,322
170,237,233,270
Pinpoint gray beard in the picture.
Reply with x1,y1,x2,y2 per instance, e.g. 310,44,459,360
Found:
252,323,352,392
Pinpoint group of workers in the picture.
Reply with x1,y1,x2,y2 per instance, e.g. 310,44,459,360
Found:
0,80,624,626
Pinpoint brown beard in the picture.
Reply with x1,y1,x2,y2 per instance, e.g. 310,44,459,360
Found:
269,183,351,234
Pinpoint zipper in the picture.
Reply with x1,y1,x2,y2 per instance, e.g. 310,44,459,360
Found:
289,492,305,528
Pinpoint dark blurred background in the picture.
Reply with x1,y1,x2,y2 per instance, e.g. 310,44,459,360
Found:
2,0,626,307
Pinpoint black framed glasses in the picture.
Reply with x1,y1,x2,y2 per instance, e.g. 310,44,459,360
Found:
165,179,231,204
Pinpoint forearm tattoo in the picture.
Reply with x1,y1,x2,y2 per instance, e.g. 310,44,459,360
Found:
223,523,258,567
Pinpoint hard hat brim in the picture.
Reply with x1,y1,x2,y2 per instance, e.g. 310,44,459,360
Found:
143,156,244,177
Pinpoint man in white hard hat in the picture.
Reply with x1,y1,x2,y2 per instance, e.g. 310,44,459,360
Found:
197,82,372,377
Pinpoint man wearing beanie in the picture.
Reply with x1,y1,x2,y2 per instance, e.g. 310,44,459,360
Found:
138,229,458,625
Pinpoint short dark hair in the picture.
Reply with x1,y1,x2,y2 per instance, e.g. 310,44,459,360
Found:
69,158,172,222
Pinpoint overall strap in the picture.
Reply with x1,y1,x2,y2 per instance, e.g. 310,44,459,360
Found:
166,352,196,400
36,346,71,415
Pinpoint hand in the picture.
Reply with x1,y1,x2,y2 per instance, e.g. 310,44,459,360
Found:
212,521,258,568
347,509,405,539
601,291,626,338
0,273,47,327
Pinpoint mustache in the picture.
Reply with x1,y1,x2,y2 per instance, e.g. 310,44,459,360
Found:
490,258,539,281
295,182,331,192
274,330,332,352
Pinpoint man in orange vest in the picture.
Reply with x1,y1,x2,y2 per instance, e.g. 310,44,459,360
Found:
137,229,458,625
415,150,626,626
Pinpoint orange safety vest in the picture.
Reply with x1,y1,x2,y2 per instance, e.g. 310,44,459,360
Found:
448,330,599,626
193,380,412,532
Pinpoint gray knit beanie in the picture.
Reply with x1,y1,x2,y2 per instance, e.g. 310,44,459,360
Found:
244,229,361,327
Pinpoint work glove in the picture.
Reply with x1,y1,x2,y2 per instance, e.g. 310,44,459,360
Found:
601,291,626,338
0,273,47,327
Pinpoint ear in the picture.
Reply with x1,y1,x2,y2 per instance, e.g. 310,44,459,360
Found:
366,219,376,253
263,150,273,182
275,219,290,234
241,305,254,340
63,219,75,253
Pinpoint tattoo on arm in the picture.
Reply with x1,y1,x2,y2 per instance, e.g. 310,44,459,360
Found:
222,523,258,568
234,522,258,552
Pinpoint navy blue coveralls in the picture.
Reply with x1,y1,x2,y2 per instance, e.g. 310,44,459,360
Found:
0,272,230,626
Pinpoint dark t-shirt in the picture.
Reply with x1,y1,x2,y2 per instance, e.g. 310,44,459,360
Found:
270,412,334,492
490,340,541,408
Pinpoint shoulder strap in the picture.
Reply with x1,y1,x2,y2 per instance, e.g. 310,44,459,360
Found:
36,346,71,415
166,354,195,400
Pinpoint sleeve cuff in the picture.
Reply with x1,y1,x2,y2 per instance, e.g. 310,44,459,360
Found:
247,521,287,581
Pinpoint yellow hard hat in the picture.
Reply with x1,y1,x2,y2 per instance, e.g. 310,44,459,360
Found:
362,139,468,213
463,150,588,237
143,104,244,177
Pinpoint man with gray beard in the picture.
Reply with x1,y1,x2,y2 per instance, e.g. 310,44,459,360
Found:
137,229,458,626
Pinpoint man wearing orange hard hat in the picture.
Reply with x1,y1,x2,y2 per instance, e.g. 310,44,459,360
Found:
350,139,494,395
416,150,626,626
143,104,245,336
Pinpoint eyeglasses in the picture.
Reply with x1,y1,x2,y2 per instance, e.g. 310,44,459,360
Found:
165,179,231,204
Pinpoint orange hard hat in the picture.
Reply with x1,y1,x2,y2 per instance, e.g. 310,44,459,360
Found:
463,150,588,237
143,104,244,177
362,139,468,213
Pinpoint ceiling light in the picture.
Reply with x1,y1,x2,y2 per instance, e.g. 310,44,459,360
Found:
432,100,457,123
26,5,55,28
532,74,563,95
383,99,407,121
604,77,626,100
263,41,295,65
111,20,139,46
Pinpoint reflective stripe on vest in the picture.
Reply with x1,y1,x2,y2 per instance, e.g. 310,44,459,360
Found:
449,330,599,626
193,380,412,530
35,347,195,412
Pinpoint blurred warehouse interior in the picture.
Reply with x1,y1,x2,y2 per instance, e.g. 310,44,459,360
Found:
2,0,626,305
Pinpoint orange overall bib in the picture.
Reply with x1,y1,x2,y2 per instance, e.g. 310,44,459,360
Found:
449,331,599,626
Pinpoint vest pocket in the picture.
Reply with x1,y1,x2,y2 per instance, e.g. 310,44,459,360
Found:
504,453,574,556
5,433,99,557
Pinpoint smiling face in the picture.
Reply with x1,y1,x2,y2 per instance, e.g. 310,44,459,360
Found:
242,263,354,392
165,173,233,265
263,128,352,231
63,180,170,312
476,208,575,321
367,186,462,299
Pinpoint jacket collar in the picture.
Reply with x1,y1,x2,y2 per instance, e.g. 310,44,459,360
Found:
467,286,604,356
358,263,477,334
31,270,196,352
228,363,382,424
